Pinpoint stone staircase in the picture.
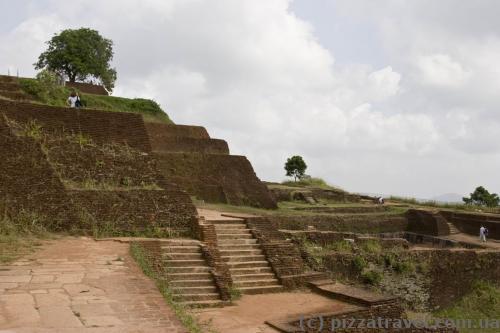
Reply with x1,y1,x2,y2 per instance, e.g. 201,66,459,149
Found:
161,241,223,307
212,218,284,294
447,222,461,235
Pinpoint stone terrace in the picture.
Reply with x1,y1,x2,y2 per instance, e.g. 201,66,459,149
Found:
0,237,188,333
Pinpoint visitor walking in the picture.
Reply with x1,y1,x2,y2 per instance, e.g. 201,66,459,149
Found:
479,226,487,242
67,91,82,108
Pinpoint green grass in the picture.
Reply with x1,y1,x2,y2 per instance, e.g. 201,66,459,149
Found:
280,177,344,191
18,77,172,124
130,243,218,333
434,281,500,333
195,200,405,218
0,209,52,264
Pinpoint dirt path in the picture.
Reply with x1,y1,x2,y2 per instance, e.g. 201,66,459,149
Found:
194,292,356,333
0,237,187,333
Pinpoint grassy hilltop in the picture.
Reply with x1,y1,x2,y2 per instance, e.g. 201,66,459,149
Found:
18,76,172,124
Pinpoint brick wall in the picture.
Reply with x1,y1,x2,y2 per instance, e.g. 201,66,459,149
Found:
269,214,409,234
149,137,230,154
406,210,450,236
0,115,76,230
155,152,277,208
145,123,209,140
0,100,152,151
70,189,196,235
0,106,197,235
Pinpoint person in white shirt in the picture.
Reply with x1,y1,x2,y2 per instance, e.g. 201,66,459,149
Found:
479,226,487,242
67,91,79,108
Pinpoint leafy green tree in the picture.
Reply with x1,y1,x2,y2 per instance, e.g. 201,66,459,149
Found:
463,186,500,207
35,28,117,91
284,155,307,181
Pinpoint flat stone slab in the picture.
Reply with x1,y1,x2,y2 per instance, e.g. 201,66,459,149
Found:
309,281,396,306
0,237,189,332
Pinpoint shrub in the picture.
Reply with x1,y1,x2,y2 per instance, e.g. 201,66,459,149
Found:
392,261,415,274
360,240,382,254
361,270,382,285
353,256,368,272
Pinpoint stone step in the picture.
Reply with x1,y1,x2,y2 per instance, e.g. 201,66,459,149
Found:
172,286,218,294
219,249,263,256
164,259,206,267
215,228,252,235
167,272,213,281
232,273,277,281
168,266,211,274
217,233,254,240
161,246,201,253
227,261,270,269
234,279,280,288
173,293,220,302
217,244,261,251
209,219,246,225
218,239,258,245
222,255,266,263
162,253,203,260
447,223,460,234
214,224,247,230
238,285,284,295
170,279,215,287
230,267,273,274
180,300,225,307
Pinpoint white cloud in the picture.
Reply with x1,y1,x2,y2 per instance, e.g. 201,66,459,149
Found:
1,0,499,198
417,54,470,87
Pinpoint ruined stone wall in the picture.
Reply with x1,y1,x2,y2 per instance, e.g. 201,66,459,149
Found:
150,137,229,154
65,81,108,95
269,214,409,234
154,152,277,208
145,123,209,140
321,249,500,311
0,100,152,151
406,209,450,236
440,210,500,239
0,115,75,230
0,103,197,235
70,189,195,236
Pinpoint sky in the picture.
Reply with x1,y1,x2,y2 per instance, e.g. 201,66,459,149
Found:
1,0,499,199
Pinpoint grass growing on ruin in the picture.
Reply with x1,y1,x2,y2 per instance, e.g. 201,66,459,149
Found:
280,177,344,190
0,209,51,263
434,281,500,333
19,78,172,124
130,243,218,333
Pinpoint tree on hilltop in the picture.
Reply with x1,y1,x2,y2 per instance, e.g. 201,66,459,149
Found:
35,28,117,91
463,186,500,207
285,155,307,181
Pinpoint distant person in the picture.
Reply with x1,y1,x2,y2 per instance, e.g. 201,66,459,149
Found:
378,196,385,205
480,226,487,242
67,92,82,108
484,227,489,240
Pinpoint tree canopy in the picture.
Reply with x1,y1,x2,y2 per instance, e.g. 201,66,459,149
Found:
284,155,307,181
35,28,117,91
462,186,500,207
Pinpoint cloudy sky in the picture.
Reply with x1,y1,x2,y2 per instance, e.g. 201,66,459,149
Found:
1,0,499,199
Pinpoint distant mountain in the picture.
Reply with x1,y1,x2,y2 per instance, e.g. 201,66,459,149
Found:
431,193,464,203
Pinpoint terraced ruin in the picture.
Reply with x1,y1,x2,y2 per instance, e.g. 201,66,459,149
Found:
1,74,499,333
